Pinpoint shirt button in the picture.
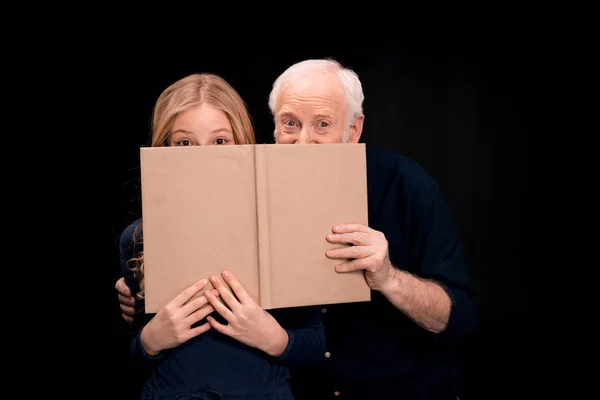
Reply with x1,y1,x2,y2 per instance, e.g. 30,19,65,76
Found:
321,307,327,314
334,391,340,396
325,351,331,358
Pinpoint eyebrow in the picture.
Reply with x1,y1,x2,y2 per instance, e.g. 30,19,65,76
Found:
278,112,296,119
279,111,335,119
171,128,233,135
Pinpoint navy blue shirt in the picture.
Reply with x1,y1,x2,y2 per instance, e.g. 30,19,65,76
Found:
288,144,478,400
119,219,326,399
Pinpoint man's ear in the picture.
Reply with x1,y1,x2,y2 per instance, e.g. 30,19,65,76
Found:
348,115,364,143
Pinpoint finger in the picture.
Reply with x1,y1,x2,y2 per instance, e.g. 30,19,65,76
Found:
205,289,221,300
183,322,212,341
122,313,134,324
181,293,210,317
115,278,131,297
327,231,371,246
184,304,215,327
326,245,373,260
118,293,135,307
119,303,135,316
207,315,235,337
210,275,240,312
335,258,370,273
332,223,372,234
221,270,252,304
172,279,210,307
205,289,235,321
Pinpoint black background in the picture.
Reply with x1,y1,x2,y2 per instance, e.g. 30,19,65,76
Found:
100,51,532,399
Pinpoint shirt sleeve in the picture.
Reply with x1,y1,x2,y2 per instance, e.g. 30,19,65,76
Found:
129,325,165,362
119,221,165,365
413,183,478,341
269,305,326,366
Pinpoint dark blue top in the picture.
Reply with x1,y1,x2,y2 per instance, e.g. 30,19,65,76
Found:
289,144,478,400
119,219,326,399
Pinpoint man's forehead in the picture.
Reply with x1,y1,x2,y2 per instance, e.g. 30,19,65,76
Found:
278,90,345,116
282,71,343,96
279,102,337,113
278,105,343,122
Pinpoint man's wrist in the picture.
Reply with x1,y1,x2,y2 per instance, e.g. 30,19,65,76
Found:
380,267,411,302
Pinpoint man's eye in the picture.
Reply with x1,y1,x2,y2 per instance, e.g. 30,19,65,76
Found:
319,122,329,127
284,120,296,127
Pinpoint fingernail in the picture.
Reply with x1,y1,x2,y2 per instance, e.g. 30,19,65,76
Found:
222,270,230,278
210,275,217,282
199,279,207,285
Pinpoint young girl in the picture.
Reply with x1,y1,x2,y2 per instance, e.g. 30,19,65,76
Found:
119,73,325,399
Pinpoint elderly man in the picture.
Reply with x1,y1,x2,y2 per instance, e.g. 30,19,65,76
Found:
116,58,477,399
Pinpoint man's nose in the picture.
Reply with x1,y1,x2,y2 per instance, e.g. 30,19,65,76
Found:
296,127,315,144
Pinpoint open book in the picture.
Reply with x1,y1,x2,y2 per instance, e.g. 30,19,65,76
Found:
140,143,370,313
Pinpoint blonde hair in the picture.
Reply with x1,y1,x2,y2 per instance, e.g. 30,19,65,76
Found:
128,73,256,299
152,73,255,147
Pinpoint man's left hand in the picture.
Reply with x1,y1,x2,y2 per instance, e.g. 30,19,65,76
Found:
326,223,396,291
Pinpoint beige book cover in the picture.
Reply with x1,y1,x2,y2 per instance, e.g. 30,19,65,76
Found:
140,143,370,313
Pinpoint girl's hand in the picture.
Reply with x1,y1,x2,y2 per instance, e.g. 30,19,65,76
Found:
141,278,216,356
205,270,289,357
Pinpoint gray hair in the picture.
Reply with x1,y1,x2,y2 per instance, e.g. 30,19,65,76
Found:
268,58,364,138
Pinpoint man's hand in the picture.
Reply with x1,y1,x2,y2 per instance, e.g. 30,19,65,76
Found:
204,270,289,358
115,277,136,323
140,279,216,356
326,223,396,291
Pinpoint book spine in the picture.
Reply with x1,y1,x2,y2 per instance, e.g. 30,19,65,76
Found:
254,145,272,309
